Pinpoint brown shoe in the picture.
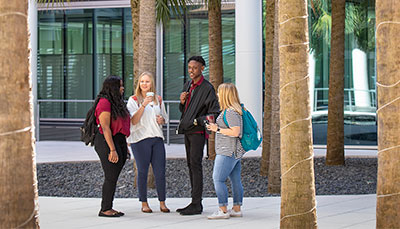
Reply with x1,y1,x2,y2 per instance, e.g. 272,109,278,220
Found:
160,207,170,213
141,207,153,213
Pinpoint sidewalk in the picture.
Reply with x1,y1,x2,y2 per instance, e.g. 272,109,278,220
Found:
35,141,377,163
38,195,376,229
36,141,377,228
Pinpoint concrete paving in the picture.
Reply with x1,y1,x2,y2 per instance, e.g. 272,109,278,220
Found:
35,141,377,163
38,195,376,229
36,141,378,228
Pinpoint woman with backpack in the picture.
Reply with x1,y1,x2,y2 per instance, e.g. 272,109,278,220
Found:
127,71,170,213
94,75,130,217
206,83,245,219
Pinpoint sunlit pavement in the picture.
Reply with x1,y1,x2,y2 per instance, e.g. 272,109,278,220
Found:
36,141,377,229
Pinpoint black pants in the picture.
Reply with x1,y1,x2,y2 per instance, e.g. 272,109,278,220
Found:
94,132,127,211
184,133,205,204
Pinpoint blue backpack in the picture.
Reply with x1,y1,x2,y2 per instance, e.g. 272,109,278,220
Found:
223,104,262,152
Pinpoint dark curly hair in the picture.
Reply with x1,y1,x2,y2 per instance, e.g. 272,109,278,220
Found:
188,56,206,67
96,75,129,119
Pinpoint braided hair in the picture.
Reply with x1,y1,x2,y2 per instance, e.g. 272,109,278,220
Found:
96,75,129,119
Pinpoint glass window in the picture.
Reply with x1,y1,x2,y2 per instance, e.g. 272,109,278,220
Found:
65,9,94,118
163,5,236,120
95,8,124,96
38,11,64,118
124,8,134,99
309,0,376,145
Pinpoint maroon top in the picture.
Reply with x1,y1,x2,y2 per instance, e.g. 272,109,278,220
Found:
185,75,204,111
95,98,130,137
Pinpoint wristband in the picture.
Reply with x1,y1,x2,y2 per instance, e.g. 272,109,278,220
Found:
216,127,221,133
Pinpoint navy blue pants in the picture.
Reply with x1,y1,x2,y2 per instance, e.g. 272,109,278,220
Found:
131,137,166,202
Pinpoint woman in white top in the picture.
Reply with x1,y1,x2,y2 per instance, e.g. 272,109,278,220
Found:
127,71,169,213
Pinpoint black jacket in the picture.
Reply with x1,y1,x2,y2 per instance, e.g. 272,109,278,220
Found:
178,79,220,134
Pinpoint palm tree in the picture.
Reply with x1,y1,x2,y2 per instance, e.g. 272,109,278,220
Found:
206,0,223,160
326,0,345,165
133,0,189,188
138,0,157,75
375,0,400,227
261,0,274,176
278,0,317,227
268,0,281,194
131,0,140,87
0,1,39,228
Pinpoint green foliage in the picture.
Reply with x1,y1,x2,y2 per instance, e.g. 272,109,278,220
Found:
345,2,375,52
309,0,331,57
156,0,192,25
309,0,375,55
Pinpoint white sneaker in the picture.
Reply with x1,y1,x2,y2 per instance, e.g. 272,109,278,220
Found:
207,209,230,219
229,209,243,217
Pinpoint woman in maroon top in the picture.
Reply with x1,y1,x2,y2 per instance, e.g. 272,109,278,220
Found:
94,76,130,217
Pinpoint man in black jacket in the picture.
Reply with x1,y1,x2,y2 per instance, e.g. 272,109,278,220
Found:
176,56,220,215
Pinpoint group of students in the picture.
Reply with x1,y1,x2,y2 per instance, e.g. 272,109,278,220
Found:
93,56,245,220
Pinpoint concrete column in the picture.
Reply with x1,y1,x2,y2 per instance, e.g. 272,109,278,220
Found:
352,48,371,109
235,0,263,127
29,0,38,141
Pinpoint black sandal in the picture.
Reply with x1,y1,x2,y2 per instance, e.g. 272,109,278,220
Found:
98,211,120,217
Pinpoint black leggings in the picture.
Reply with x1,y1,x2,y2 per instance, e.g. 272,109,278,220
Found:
94,132,127,211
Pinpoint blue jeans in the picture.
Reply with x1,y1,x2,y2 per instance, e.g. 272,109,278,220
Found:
131,137,166,202
212,154,243,207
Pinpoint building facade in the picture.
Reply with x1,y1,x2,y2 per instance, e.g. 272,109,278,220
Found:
35,0,377,145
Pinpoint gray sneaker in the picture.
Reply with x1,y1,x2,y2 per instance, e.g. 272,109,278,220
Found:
229,209,243,217
207,209,230,219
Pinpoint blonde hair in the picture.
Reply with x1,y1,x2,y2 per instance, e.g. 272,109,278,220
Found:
134,71,158,105
217,83,242,115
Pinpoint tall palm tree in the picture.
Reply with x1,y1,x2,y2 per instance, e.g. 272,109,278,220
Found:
138,0,157,75
131,0,140,87
326,0,345,166
268,0,281,194
133,0,189,188
208,0,223,90
261,0,274,176
375,0,400,227
206,0,223,160
278,0,317,227
0,1,39,228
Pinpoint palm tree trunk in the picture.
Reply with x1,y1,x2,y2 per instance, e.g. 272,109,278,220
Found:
207,0,223,161
131,0,140,87
326,0,345,166
375,1,400,227
278,0,317,227
137,0,157,189
267,0,281,194
139,0,156,75
0,2,39,228
261,0,274,176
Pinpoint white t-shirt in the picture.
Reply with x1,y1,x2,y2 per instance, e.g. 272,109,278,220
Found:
126,96,169,143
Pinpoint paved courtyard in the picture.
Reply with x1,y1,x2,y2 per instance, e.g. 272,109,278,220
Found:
36,141,377,228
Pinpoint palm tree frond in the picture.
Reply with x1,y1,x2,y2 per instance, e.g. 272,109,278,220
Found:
156,0,190,24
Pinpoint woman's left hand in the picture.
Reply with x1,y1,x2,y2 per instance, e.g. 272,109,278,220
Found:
156,115,165,125
206,123,218,132
108,150,119,163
